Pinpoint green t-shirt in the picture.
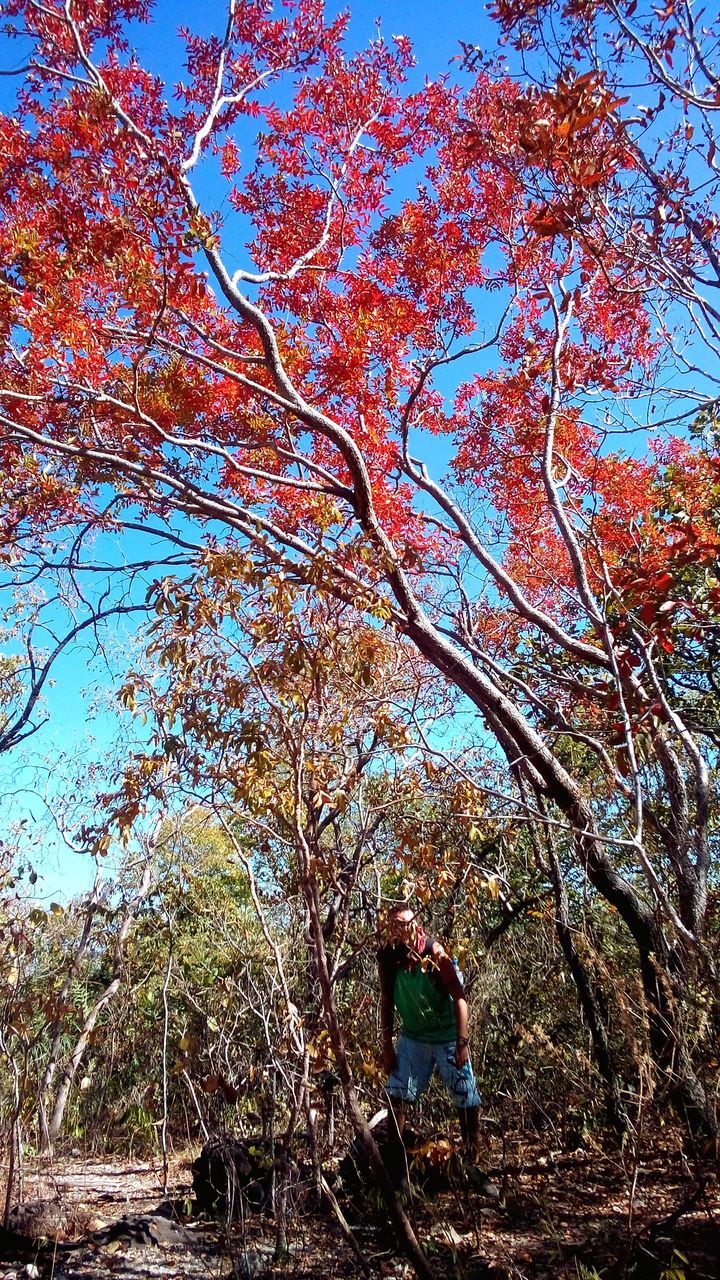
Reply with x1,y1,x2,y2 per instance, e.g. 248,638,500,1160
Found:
389,947,458,1044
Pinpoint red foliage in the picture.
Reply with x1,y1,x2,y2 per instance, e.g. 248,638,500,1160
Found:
0,0,716,641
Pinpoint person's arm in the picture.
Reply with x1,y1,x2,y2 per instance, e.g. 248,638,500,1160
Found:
378,951,398,1073
435,945,471,1067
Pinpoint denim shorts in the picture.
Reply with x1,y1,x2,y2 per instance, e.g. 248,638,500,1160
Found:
385,1033,482,1107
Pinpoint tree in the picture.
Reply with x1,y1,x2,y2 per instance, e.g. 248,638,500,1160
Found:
75,814,279,1159
38,852,153,1152
112,574,444,1273
0,0,717,1143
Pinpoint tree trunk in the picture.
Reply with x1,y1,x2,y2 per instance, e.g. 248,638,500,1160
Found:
637,939,717,1136
518,782,629,1131
38,872,104,1154
44,859,153,1151
529,812,629,1133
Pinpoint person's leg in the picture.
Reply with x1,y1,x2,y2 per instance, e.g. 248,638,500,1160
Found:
388,1095,407,1136
434,1041,482,1120
435,1043,499,1198
385,1094,409,1188
383,1037,433,1190
458,1104,481,1160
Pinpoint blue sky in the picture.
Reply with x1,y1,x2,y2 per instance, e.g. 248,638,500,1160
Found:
124,1,498,87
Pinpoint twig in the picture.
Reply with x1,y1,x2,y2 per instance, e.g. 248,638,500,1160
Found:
320,1174,371,1276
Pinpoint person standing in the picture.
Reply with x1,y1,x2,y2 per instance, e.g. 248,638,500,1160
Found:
377,905,497,1196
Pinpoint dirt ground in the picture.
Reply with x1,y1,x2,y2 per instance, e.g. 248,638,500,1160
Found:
0,1128,717,1280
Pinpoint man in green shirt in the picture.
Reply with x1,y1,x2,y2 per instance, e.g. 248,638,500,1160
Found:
378,906,496,1195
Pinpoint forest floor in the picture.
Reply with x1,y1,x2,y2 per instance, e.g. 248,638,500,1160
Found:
0,1125,717,1280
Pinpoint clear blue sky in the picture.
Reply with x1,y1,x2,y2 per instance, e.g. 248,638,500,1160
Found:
125,1,497,87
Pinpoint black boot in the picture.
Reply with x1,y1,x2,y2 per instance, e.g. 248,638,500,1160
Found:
459,1105,481,1160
